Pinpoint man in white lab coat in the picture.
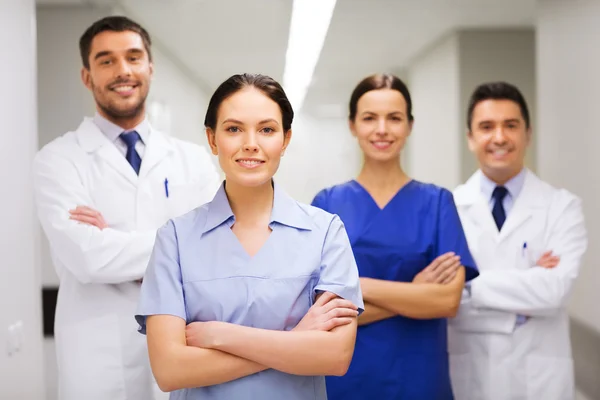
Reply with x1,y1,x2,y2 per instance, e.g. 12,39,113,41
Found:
33,16,219,400
449,82,587,400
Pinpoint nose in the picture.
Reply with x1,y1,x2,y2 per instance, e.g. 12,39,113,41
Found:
492,127,508,144
375,118,387,136
242,132,259,153
114,58,133,78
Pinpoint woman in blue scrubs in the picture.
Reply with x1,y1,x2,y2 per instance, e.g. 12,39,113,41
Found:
312,74,479,399
135,73,364,399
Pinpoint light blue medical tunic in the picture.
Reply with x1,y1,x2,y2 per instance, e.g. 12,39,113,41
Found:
136,182,364,400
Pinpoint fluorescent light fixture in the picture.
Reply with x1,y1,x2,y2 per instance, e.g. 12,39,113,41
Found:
283,0,337,112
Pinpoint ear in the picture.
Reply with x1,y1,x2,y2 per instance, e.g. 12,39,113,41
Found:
205,128,218,155
466,130,476,152
407,119,414,136
281,129,292,156
525,126,532,146
81,67,92,91
149,61,154,80
348,118,357,137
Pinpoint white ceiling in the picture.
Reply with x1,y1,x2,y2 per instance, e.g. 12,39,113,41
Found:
36,0,536,115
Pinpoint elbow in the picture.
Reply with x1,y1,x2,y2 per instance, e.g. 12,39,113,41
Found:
326,343,354,377
152,365,181,393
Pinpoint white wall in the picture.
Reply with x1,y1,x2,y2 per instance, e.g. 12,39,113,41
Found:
36,5,215,399
276,114,361,203
407,35,462,189
0,0,46,399
536,0,600,332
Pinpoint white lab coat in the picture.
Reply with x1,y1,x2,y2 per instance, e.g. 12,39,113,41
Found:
33,118,220,400
448,169,587,400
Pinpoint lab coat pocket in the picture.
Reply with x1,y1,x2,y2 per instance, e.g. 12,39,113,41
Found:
527,356,574,400
57,314,125,398
449,353,471,400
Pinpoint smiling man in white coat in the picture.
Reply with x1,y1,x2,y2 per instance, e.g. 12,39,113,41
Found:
33,16,219,400
448,82,587,400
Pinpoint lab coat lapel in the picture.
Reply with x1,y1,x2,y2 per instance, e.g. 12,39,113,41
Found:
138,128,174,179
498,170,544,242
75,118,138,186
455,171,498,238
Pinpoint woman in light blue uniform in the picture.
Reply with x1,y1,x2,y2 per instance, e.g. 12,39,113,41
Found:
135,74,363,399
312,74,479,399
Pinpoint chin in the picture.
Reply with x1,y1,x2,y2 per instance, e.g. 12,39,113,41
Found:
227,173,273,188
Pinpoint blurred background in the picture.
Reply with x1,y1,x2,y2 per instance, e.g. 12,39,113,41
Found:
1,0,598,398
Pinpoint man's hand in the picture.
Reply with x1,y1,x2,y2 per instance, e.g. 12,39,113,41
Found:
293,291,358,332
413,252,461,284
69,206,108,230
536,251,560,269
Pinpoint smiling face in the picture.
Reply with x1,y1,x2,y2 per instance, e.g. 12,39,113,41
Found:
81,29,153,125
468,99,531,184
206,87,291,188
350,89,412,163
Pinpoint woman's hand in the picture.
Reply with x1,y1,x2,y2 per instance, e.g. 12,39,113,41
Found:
185,321,223,349
413,252,461,284
293,291,358,332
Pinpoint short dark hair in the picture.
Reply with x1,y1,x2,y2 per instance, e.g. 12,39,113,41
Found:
204,73,294,132
467,82,530,130
349,73,414,122
79,16,152,69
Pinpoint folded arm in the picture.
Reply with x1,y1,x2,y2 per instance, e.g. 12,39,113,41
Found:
200,318,356,377
33,149,156,284
470,195,587,316
146,315,268,392
361,267,465,319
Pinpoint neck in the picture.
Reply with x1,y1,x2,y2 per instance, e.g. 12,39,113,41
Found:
225,179,274,225
482,165,524,186
97,107,146,131
357,157,409,189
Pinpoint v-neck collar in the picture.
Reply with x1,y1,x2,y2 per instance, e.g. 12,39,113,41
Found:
351,179,415,211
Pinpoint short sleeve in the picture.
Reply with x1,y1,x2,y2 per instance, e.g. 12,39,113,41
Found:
314,215,365,313
135,220,187,334
436,190,479,282
311,188,330,212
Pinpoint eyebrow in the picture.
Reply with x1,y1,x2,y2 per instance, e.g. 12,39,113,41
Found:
360,111,406,117
221,118,280,126
478,118,521,125
93,48,145,61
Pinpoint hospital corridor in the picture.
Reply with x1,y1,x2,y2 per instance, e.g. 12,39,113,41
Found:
1,0,599,399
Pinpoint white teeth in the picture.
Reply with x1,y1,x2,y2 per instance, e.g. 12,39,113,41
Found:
493,149,508,155
114,86,134,92
238,160,261,165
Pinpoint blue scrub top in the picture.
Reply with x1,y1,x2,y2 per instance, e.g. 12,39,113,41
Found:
136,181,364,400
312,180,478,400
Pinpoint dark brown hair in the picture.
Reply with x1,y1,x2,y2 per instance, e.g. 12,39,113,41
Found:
467,82,530,130
204,73,294,132
79,16,152,69
349,73,414,121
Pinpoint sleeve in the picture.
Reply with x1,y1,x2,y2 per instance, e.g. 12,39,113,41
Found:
314,215,365,314
135,220,187,334
470,193,587,316
436,190,479,281
310,188,330,212
33,148,156,284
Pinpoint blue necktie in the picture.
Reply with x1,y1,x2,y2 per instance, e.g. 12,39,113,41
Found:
492,186,508,231
119,131,142,175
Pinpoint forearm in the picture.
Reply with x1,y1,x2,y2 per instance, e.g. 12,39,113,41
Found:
363,268,465,319
152,344,267,392
45,224,156,284
470,268,577,316
358,302,396,326
213,322,356,376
